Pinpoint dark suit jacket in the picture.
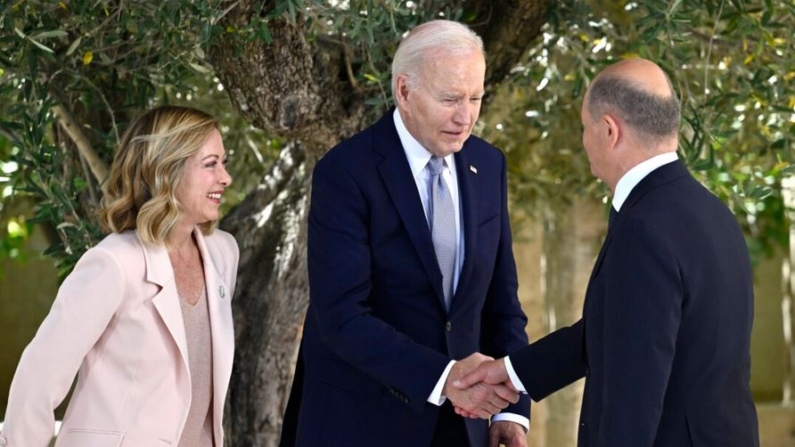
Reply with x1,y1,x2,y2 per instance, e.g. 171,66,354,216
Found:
282,111,529,447
511,160,759,447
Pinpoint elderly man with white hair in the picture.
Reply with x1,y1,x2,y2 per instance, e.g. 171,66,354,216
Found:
279,19,530,447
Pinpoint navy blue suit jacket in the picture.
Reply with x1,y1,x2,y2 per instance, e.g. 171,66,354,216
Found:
510,161,759,447
284,111,529,447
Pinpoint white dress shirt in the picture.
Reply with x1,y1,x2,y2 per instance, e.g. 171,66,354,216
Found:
504,151,679,394
394,110,528,430
612,152,678,211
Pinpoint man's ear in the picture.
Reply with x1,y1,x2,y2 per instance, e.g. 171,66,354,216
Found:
603,113,621,148
395,74,411,106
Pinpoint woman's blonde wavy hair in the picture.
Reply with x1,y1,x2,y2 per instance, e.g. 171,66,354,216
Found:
100,105,219,245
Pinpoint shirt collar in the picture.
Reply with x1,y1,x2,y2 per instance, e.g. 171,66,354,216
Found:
393,109,454,178
612,152,678,211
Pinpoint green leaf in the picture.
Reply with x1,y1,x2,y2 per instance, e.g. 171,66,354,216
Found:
31,30,68,40
749,186,773,200
667,0,684,18
189,62,212,74
65,36,82,56
27,37,55,53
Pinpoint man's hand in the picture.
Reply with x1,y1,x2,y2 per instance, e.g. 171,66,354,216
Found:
452,358,514,418
454,357,511,388
489,421,527,447
443,353,519,419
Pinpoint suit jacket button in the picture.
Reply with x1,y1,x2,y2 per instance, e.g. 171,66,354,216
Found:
445,321,452,332
585,367,590,376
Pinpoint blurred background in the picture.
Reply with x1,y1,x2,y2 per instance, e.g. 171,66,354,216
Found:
1,0,793,445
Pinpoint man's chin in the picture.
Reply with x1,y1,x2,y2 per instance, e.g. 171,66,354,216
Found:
443,142,466,155
428,145,463,158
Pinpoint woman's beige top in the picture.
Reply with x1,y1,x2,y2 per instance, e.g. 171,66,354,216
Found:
177,286,215,447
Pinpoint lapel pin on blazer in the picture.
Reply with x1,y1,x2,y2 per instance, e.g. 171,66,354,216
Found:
219,285,226,298
469,165,478,174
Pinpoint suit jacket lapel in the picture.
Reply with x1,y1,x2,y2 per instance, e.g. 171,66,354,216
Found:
374,113,446,306
452,145,478,301
141,233,190,373
622,160,689,213
193,229,235,433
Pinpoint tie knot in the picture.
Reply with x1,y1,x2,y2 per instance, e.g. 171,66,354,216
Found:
427,157,445,176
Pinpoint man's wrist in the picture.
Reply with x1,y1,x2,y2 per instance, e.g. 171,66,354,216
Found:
427,360,456,405
491,413,530,432
503,356,527,393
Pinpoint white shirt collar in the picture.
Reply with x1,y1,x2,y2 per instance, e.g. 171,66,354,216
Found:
612,152,678,211
393,109,454,177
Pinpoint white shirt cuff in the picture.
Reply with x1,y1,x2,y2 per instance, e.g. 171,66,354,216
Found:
504,356,527,393
427,360,456,405
492,413,530,432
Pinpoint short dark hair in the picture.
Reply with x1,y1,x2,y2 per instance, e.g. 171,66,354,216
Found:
587,75,680,145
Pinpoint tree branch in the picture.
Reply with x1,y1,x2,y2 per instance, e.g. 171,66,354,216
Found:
51,103,109,194
0,124,22,147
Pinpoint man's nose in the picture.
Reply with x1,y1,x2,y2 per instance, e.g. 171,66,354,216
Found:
452,102,473,126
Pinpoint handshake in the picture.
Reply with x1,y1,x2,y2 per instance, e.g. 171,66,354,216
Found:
443,352,517,419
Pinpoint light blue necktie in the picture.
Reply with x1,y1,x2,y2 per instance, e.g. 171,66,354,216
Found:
427,157,456,311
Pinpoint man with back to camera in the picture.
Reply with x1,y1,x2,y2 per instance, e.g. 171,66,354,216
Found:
279,19,531,447
454,58,760,447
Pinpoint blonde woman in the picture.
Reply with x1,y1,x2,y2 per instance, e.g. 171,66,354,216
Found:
0,106,238,447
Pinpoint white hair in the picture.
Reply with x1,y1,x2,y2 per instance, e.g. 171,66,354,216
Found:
391,20,485,99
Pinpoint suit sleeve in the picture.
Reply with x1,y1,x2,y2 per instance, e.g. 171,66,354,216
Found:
597,219,682,447
479,152,530,419
307,157,450,413
0,246,125,447
510,320,586,401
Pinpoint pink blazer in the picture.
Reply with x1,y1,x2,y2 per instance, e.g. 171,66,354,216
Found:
0,228,239,447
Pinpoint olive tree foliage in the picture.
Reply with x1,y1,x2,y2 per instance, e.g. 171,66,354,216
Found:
481,0,795,263
0,0,550,444
0,1,278,272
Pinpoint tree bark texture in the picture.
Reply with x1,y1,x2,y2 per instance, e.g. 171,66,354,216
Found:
208,2,371,155
464,0,553,87
219,141,311,447
208,2,551,445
